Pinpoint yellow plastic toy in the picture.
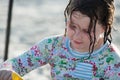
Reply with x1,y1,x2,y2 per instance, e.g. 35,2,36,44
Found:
12,72,23,80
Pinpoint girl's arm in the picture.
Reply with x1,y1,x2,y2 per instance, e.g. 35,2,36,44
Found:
0,38,52,76
104,63,120,80
104,46,120,80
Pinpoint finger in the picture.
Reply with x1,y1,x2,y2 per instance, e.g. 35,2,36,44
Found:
7,72,12,80
0,71,6,79
0,70,12,80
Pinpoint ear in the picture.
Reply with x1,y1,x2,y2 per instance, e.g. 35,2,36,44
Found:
64,28,67,36
65,20,70,27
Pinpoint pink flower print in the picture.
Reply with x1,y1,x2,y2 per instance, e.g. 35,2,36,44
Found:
30,45,40,56
118,72,120,76
18,59,22,66
27,58,33,67
68,67,75,71
59,54,66,58
38,60,46,65
108,45,115,52
50,63,55,67
104,66,111,75
3,63,9,67
93,64,98,71
31,45,37,50
64,73,72,78
92,64,98,76
114,62,120,68
71,58,77,61
62,46,68,51
105,70,114,77
110,48,115,52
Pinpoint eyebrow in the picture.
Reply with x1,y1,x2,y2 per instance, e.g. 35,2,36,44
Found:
70,22,89,31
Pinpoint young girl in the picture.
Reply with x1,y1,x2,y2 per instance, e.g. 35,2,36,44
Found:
0,0,120,80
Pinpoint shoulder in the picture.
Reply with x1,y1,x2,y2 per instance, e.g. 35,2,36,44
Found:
35,34,66,49
108,43,120,56
107,43,120,62
39,34,65,44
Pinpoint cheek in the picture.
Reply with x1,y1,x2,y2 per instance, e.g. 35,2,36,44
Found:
66,27,74,37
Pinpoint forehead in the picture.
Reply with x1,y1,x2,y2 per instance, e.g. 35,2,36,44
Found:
70,11,90,29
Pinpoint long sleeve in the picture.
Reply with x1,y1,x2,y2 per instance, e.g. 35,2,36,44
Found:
103,64,120,80
103,46,120,80
0,37,53,76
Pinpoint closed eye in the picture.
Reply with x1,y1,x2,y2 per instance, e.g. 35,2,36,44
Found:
69,24,77,30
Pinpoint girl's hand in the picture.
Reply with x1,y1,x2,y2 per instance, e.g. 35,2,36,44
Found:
0,69,23,80
0,69,12,80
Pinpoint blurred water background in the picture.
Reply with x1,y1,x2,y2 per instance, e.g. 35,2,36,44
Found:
0,0,120,80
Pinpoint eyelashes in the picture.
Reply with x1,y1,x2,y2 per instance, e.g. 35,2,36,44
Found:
69,25,76,29
68,24,89,34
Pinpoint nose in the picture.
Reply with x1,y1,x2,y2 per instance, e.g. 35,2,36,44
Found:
74,30,83,40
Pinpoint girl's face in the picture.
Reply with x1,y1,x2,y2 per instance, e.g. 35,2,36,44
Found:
66,11,104,52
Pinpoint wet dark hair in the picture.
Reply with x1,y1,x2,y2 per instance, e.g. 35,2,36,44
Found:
64,0,115,56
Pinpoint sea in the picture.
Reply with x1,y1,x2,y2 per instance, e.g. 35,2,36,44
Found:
0,0,120,80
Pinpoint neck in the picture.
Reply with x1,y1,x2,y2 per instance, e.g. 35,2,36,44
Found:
94,38,104,51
